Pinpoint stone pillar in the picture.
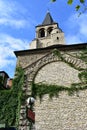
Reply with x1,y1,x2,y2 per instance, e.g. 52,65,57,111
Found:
18,74,34,130
45,28,47,37
36,30,39,38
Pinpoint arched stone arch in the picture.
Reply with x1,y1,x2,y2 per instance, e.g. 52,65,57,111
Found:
33,60,59,83
24,52,60,95
24,50,87,97
19,50,87,130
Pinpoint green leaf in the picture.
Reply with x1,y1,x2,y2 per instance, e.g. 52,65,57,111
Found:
76,5,80,11
51,0,56,2
80,0,85,3
67,0,73,5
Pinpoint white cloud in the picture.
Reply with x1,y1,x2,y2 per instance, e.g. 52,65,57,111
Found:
0,33,29,76
0,0,35,77
0,0,13,17
0,18,29,29
65,13,87,44
0,0,31,28
65,35,82,44
0,34,29,50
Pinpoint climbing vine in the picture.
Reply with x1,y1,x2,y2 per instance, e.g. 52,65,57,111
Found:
0,66,24,128
32,47,87,99
0,47,86,127
32,82,87,99
0,76,4,89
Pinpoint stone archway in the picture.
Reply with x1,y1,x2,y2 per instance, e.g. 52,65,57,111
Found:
18,52,59,130
24,52,60,94
24,50,87,97
19,50,87,130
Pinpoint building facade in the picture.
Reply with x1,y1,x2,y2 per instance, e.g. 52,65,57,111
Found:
0,71,12,89
15,12,87,130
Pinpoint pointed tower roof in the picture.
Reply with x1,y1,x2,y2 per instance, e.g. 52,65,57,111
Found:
36,12,57,27
42,12,55,25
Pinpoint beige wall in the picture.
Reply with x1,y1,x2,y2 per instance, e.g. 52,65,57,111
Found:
34,60,87,130
17,49,87,130
35,61,80,86
35,91,87,130
17,53,47,69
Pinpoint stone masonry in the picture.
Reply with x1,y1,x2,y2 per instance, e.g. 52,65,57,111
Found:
14,44,87,130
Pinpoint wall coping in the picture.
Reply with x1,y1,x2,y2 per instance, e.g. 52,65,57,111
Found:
14,43,87,57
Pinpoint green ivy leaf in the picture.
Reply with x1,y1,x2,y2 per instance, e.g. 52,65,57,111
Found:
80,0,85,3
67,0,73,5
76,5,80,11
51,0,56,2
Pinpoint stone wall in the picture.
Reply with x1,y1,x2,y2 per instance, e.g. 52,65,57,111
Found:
35,61,80,86
17,52,48,69
35,91,87,130
17,48,87,130
33,50,87,130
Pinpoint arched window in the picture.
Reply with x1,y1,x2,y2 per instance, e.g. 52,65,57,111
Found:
47,27,53,36
39,28,45,38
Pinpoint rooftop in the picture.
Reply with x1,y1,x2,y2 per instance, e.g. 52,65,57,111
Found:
42,12,55,25
14,43,87,56
36,12,57,27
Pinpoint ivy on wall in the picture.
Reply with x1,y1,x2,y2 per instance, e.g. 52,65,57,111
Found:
0,76,4,89
32,48,87,99
32,82,84,99
79,48,87,63
0,66,24,128
0,48,86,127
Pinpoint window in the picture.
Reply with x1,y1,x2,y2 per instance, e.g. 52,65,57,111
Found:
57,37,59,40
47,27,53,36
39,28,45,38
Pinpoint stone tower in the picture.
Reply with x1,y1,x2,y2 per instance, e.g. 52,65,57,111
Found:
30,12,65,49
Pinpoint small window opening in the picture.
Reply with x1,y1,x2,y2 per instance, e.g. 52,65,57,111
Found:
57,37,59,40
41,30,45,37
47,27,53,36
39,29,45,38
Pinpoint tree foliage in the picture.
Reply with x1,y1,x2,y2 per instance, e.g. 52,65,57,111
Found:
0,66,24,128
51,0,87,13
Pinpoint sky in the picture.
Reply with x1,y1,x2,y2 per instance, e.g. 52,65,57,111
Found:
0,0,87,78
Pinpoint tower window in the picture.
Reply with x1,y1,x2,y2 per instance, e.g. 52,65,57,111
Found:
39,28,45,38
47,27,53,36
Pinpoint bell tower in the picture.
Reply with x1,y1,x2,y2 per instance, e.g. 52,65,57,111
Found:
30,12,65,49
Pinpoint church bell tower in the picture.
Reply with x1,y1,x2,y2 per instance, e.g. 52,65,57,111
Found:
30,12,65,49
